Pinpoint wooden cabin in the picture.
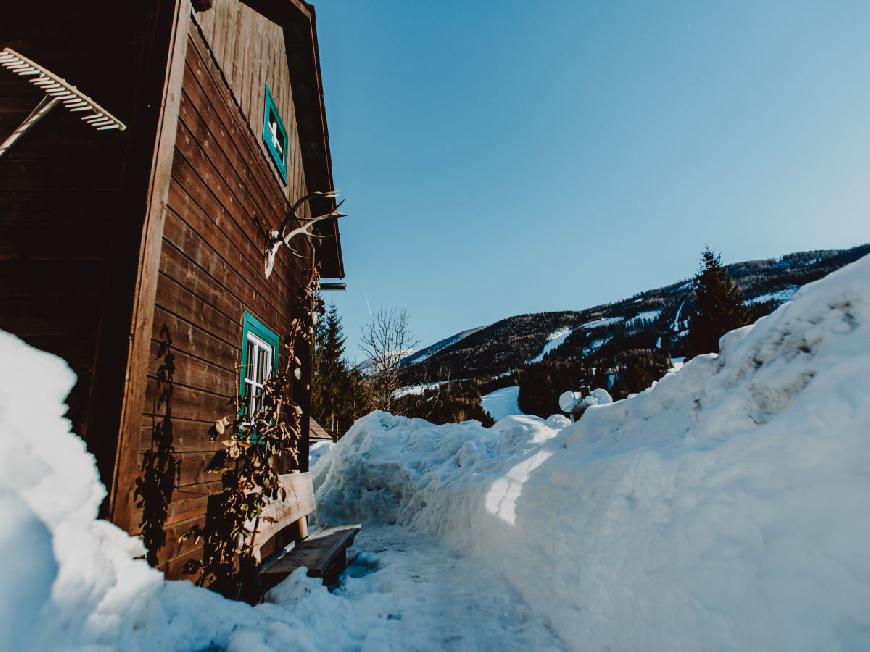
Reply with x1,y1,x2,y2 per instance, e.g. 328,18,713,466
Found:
0,0,344,578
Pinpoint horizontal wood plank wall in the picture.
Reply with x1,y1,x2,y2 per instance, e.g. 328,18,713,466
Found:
192,0,306,199
0,4,161,445
135,21,312,577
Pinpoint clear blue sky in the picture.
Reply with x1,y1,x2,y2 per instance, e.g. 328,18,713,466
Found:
314,0,870,361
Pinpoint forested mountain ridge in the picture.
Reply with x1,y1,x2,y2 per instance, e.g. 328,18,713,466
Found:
400,245,870,386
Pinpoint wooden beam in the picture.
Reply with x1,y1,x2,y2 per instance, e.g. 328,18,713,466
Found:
108,0,192,530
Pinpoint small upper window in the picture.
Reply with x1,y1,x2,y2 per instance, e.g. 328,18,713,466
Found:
262,84,288,183
239,312,280,421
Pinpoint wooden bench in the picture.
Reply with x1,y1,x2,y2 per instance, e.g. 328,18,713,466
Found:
259,524,361,592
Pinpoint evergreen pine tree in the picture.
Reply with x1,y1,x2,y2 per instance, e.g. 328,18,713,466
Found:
689,248,750,354
311,303,347,437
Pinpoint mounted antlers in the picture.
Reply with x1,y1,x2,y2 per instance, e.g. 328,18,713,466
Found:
263,190,346,278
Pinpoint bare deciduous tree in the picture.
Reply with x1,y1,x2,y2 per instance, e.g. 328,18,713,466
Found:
360,308,417,412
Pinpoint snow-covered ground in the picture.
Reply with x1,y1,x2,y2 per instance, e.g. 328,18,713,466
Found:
316,253,870,651
3,252,870,651
480,385,522,421
323,525,564,650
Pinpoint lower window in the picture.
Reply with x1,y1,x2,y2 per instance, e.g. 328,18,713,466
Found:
240,312,280,421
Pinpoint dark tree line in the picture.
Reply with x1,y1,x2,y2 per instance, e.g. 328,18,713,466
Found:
517,348,672,417
517,248,751,417
394,383,496,427
312,304,496,434
311,304,372,439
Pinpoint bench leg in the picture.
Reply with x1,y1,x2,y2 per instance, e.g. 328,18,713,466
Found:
321,549,347,588
296,515,308,539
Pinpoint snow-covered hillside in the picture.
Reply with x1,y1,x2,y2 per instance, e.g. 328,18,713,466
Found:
400,326,484,366
316,253,870,651
530,327,573,362
401,244,870,384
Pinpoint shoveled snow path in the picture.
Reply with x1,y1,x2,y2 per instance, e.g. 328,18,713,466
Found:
318,524,565,651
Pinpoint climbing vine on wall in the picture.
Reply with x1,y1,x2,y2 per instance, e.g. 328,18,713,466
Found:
181,267,323,602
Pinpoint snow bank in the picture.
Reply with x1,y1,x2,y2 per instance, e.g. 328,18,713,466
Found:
315,255,870,651
309,440,335,469
0,330,414,652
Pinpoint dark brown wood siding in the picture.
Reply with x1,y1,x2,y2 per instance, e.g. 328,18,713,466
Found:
191,0,306,198
0,1,186,486
129,21,312,576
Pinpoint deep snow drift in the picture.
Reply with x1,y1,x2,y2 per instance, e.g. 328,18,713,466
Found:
315,254,870,651
0,330,345,651
0,330,561,651
0,331,558,651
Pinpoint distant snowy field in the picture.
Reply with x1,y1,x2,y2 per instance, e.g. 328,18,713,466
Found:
480,385,522,421
316,254,870,651
747,285,799,305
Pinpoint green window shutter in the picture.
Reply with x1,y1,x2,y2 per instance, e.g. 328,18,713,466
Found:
262,83,288,183
239,311,280,401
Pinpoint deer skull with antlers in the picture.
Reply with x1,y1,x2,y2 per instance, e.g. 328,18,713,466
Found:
263,191,346,278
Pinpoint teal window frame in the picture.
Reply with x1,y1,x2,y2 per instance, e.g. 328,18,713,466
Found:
262,84,288,183
239,312,280,422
